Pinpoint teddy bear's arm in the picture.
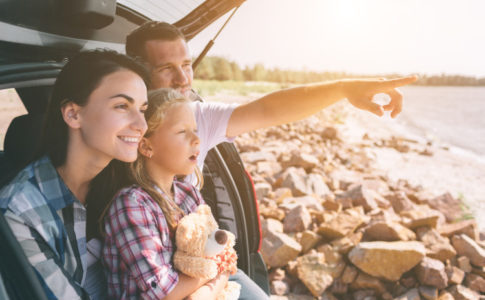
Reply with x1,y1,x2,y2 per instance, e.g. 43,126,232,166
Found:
174,251,219,279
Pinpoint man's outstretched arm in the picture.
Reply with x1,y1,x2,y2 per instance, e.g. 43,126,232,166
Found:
226,76,418,138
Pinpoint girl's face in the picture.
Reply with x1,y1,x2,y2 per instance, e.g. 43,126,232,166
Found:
76,69,148,163
146,102,200,176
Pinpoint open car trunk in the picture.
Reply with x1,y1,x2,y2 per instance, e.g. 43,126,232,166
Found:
0,1,268,299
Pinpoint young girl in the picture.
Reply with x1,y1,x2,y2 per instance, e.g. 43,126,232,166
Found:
101,88,230,300
0,50,150,299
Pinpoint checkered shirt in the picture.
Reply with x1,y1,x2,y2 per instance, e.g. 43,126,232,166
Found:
0,156,89,299
102,181,204,300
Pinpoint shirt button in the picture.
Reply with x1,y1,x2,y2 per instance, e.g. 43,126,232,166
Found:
151,281,157,288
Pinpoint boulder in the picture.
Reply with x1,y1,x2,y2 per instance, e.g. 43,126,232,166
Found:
348,241,426,281
457,256,473,273
281,167,310,196
418,286,438,300
298,230,322,254
364,221,416,241
341,264,359,284
318,209,368,240
283,204,312,233
282,196,324,212
241,150,276,164
262,218,284,234
451,234,485,267
400,208,440,229
254,181,272,200
283,152,320,172
464,273,485,293
350,272,387,294
307,173,331,197
296,252,334,297
270,280,290,296
386,191,415,213
416,227,456,262
414,257,448,289
427,192,467,222
336,184,378,212
440,220,479,241
272,187,293,204
394,288,420,300
437,291,454,300
261,230,302,267
446,266,465,285
447,285,480,300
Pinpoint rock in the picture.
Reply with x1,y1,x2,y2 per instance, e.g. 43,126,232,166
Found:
318,209,368,240
353,289,377,300
271,280,290,296
427,192,467,223
452,234,485,267
386,191,415,213
437,291,454,300
465,273,485,293
322,126,339,140
260,205,286,221
322,197,343,212
296,252,334,297
364,221,416,241
283,204,312,233
298,230,322,254
241,151,276,164
282,196,324,212
262,218,284,234
350,272,387,294
400,208,440,229
270,294,314,300
447,285,480,300
331,232,363,254
307,173,331,197
316,244,346,278
341,265,359,284
257,161,282,176
418,286,438,300
446,266,466,285
348,241,426,281
261,231,302,267
283,152,320,172
255,181,272,200
400,275,417,289
415,257,448,289
330,279,348,295
281,167,311,196
457,256,473,273
394,288,420,300
440,220,479,241
336,185,378,212
268,268,286,282
272,187,293,204
416,227,456,262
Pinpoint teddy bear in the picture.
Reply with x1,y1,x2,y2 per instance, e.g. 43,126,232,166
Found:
174,204,241,300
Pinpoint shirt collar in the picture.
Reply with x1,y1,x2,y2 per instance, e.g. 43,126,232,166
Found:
33,156,79,211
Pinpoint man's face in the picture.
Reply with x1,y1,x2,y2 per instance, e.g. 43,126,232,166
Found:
143,38,193,96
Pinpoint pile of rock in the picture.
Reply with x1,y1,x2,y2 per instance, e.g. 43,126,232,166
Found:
234,108,484,300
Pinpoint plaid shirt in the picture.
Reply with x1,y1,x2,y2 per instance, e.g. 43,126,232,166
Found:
0,156,89,299
102,181,204,300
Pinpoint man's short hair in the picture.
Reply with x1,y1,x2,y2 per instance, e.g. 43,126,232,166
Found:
126,21,186,60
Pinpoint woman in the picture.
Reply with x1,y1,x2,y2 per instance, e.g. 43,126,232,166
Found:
0,49,149,299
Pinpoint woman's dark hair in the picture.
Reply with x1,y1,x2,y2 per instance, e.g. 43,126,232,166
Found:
40,49,150,167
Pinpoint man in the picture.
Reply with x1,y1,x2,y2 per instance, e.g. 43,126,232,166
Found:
125,21,416,299
126,22,416,174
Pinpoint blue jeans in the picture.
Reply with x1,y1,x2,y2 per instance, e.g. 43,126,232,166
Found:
229,269,269,300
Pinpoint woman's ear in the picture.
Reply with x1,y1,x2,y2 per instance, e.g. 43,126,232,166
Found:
61,101,82,129
138,137,153,158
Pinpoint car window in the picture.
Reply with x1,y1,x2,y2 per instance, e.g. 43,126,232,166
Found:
0,89,27,151
119,0,204,22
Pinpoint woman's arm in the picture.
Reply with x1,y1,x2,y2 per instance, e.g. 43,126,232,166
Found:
4,211,89,299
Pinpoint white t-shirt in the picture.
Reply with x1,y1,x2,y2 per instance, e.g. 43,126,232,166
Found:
185,101,238,185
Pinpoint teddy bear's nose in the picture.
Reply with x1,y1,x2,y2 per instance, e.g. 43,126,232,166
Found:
215,230,228,245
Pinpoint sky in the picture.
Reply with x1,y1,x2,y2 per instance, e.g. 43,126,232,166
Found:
188,0,485,77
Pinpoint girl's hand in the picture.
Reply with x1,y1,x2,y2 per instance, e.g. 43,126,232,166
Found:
185,272,230,300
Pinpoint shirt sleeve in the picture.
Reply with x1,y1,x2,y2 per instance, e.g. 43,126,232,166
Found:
3,210,89,300
191,101,238,155
104,190,178,300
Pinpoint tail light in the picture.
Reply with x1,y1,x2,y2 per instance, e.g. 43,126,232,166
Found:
245,169,263,252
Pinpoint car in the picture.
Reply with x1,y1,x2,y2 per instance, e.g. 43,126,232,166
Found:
0,0,269,299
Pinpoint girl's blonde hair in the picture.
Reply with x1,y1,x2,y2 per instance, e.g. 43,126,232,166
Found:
99,88,203,232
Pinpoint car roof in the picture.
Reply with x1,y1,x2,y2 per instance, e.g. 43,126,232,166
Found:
0,0,244,64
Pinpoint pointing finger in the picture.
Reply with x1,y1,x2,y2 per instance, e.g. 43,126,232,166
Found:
387,89,403,118
380,75,418,91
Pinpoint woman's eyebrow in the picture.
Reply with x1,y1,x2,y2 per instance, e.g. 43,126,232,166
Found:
110,94,134,103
